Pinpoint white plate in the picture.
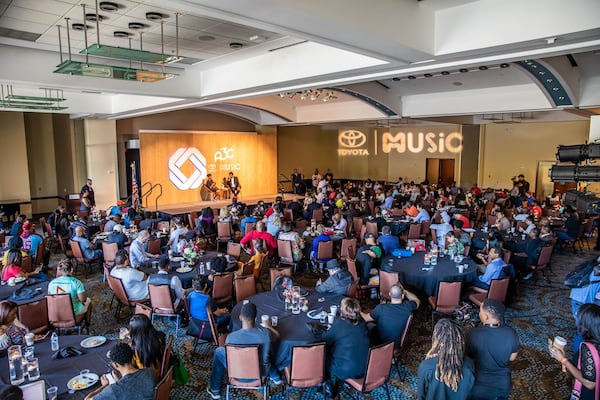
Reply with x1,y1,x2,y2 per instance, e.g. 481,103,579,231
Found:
170,256,184,262
463,228,476,233
176,267,193,273
67,373,99,391
307,310,328,320
14,277,27,283
80,336,107,348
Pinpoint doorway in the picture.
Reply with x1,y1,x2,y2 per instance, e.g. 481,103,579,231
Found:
426,158,455,187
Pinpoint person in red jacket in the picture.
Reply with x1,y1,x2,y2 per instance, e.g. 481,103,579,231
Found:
240,221,277,257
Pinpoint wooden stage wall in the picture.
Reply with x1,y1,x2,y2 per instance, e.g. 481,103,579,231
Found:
139,130,277,205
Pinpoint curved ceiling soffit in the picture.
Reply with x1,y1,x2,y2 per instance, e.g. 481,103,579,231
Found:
328,87,398,117
514,59,574,107
199,103,292,125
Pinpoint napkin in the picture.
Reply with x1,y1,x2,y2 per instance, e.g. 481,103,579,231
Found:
306,321,328,337
51,347,85,359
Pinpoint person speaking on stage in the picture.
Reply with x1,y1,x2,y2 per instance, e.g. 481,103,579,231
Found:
226,172,241,198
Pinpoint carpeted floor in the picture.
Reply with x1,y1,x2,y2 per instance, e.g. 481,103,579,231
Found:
63,245,594,400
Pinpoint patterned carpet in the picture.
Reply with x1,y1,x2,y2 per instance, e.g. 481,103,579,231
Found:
72,246,594,400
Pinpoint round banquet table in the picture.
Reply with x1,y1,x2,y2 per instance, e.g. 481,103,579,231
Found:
0,279,49,305
230,290,344,369
385,253,478,297
0,335,112,399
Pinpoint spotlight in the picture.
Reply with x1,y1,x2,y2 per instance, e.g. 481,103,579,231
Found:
478,66,488,70
459,68,469,73
556,144,600,163
500,63,510,68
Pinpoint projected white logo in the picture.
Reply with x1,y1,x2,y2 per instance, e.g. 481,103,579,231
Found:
168,147,207,190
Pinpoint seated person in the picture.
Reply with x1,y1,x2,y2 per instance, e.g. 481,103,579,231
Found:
277,222,305,263
240,221,277,257
403,201,418,218
128,314,165,379
236,241,267,279
266,212,282,238
167,219,188,253
315,259,353,296
147,256,185,309
1,249,46,282
72,226,103,260
104,214,121,233
518,216,536,235
474,245,507,290
239,208,258,234
556,207,580,244
186,277,230,341
377,225,400,256
413,203,430,223
492,211,511,231
20,221,49,267
10,215,26,237
430,208,453,249
48,259,92,318
356,233,382,285
110,251,149,301
207,302,280,399
0,300,29,351
138,212,156,232
332,212,347,232
84,342,155,400
515,228,544,280
310,224,332,266
129,230,160,269
106,224,128,249
539,225,554,244
361,283,420,347
453,219,472,246
446,231,465,257
1,236,28,268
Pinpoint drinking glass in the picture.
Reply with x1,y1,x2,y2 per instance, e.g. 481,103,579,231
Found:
47,386,58,400
27,358,40,381
8,345,22,361
9,356,25,385
24,346,35,361
271,316,278,327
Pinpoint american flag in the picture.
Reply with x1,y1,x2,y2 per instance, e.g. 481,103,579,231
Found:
131,161,140,210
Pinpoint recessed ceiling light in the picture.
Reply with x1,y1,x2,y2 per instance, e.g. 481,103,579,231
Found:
85,13,104,22
424,73,433,78
145,12,165,21
392,77,401,81
408,75,416,80
99,2,119,12
198,35,215,41
441,71,450,75
459,68,469,73
71,23,91,31
113,31,131,38
128,22,146,30
478,66,488,70
229,42,243,49
500,63,510,68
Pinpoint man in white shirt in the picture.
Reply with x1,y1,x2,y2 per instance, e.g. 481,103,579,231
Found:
430,209,452,250
413,203,431,223
110,250,148,301
129,230,159,269
168,219,188,253
332,212,347,232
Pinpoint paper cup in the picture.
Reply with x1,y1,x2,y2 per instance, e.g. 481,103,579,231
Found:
25,333,35,346
553,336,567,350
330,305,338,315
327,313,335,325
458,264,465,273
261,314,270,327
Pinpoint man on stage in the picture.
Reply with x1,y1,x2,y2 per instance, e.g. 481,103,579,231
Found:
227,172,241,199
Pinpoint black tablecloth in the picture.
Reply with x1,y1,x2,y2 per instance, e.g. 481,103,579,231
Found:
386,253,477,296
139,251,223,288
0,280,49,304
0,335,112,399
230,290,344,369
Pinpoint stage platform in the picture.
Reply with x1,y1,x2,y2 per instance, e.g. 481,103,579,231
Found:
150,193,305,216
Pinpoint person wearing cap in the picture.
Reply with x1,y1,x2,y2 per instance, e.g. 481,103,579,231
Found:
466,299,519,400
315,259,353,296
207,302,279,399
106,224,128,250
20,221,49,267
356,233,382,286
84,342,155,400
361,283,419,347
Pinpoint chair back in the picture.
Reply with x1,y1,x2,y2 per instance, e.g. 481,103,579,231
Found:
391,208,404,217
408,224,421,240
149,284,175,314
347,280,358,298
227,242,241,259
34,238,47,267
287,343,326,388
154,365,174,400
21,256,33,273
487,277,510,303
160,335,173,378
399,313,413,350
420,220,431,238
46,294,76,328
212,273,234,305
316,240,333,260
256,254,270,281
503,249,512,265
18,298,49,334
379,271,399,301
226,345,264,385
295,219,307,230
366,221,378,238
207,303,227,346
235,275,257,303
346,258,359,282
102,242,119,267
277,240,295,264
486,214,497,226
270,267,292,290
240,260,255,277
147,238,161,255
435,281,462,310
283,208,294,222
535,245,553,270
187,212,198,231
135,303,153,319
69,240,85,262
217,222,232,241
312,208,323,223
245,222,257,235
361,341,394,392
353,218,364,238
430,228,438,245
340,238,357,260
108,274,135,306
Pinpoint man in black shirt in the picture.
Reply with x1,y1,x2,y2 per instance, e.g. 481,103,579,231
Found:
466,299,519,400
80,178,96,208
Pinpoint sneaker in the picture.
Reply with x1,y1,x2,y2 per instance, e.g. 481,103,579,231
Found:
270,375,282,385
523,272,534,280
206,387,220,399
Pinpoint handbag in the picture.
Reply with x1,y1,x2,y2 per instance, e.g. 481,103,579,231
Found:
186,318,211,340
571,342,600,400
172,352,189,385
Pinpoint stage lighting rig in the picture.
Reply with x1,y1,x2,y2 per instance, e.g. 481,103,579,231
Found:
555,143,600,164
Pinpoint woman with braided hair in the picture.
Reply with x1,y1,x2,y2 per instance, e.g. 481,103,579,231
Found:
417,319,475,400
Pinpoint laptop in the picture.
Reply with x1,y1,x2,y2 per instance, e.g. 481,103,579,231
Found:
20,380,46,400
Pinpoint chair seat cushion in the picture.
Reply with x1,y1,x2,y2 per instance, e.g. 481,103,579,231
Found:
345,377,364,391
469,292,486,306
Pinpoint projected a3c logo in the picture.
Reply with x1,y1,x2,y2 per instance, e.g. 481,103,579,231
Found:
339,130,367,148
168,147,207,190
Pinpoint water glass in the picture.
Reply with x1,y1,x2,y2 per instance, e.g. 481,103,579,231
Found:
430,255,437,266
47,386,58,400
24,346,35,360
271,316,278,327
8,345,22,361
9,357,25,385
27,358,40,381
319,313,327,325
119,327,129,341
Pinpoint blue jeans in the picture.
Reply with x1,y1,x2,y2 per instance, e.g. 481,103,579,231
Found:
472,279,490,291
556,231,574,241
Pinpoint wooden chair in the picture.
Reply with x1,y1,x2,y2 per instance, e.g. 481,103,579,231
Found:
227,241,242,260
283,343,326,399
530,245,554,283
217,222,233,252
154,366,174,400
225,345,269,400
283,208,294,223
392,313,413,377
270,266,293,290
311,240,333,273
366,221,378,238
353,218,364,239
33,237,47,268
187,212,198,231
341,341,394,400
101,241,119,270
235,275,257,304
43,222,60,253
155,221,170,232
419,220,431,240
340,237,357,261
245,222,257,235
312,208,323,223
346,258,378,295
134,303,153,319
149,284,181,336
107,274,148,321
407,224,421,240
212,273,234,306
277,239,297,272
21,256,33,274
239,260,255,277
18,298,49,335
207,303,227,347
46,294,90,334
69,240,99,278
146,237,161,255
256,255,271,291
379,271,399,302
428,281,462,327
468,277,510,306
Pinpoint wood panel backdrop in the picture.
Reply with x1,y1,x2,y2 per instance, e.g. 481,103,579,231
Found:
140,130,277,205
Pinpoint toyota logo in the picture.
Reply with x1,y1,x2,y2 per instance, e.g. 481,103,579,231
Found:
168,147,207,190
339,130,367,148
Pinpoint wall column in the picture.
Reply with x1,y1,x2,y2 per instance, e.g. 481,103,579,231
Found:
84,119,118,211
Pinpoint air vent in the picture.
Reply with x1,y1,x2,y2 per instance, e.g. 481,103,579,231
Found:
0,27,41,42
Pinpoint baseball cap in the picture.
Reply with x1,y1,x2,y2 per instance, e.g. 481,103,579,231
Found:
326,259,340,270
113,224,123,233
364,233,375,239
22,221,34,231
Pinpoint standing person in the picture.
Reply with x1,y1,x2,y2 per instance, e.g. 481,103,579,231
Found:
81,178,96,208
312,168,321,192
80,189,93,212
226,172,241,199
466,299,519,400
291,168,303,194
549,303,600,400
417,319,475,400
